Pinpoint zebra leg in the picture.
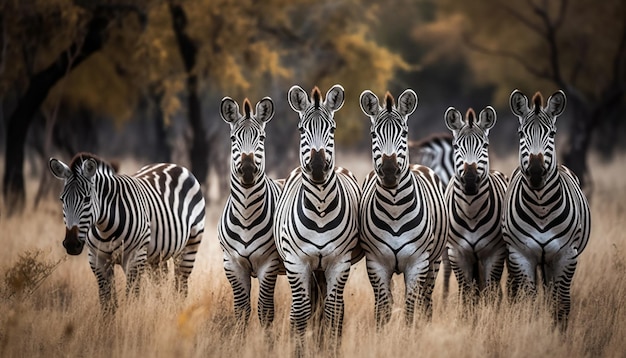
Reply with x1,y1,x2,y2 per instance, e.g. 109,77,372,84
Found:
365,259,393,328
256,258,281,328
441,248,452,301
89,252,117,315
544,249,578,331
124,245,148,298
449,247,479,306
285,261,313,354
223,256,252,325
506,247,538,301
404,255,432,325
481,245,507,302
174,232,203,296
323,258,351,349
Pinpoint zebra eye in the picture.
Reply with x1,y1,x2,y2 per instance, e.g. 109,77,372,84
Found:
371,132,377,139
549,130,556,138
298,127,305,134
230,135,236,142
82,196,90,204
259,135,266,141
330,127,336,134
453,144,459,150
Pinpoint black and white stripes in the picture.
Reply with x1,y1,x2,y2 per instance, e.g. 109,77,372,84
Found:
443,106,508,302
504,89,591,329
274,85,361,346
218,96,284,327
49,153,205,312
359,89,448,326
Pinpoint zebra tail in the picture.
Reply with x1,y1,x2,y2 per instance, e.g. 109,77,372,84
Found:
310,270,327,326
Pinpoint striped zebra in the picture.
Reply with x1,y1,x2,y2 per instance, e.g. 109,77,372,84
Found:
274,85,362,347
359,89,448,326
218,96,284,328
409,133,455,299
504,89,591,329
409,133,455,186
49,153,206,312
443,106,508,304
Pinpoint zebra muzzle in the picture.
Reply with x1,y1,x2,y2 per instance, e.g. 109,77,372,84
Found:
462,163,479,195
379,154,400,188
63,226,84,256
307,148,328,183
239,153,257,187
527,153,546,189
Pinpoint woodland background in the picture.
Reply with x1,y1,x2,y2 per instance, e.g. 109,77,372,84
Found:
0,0,624,214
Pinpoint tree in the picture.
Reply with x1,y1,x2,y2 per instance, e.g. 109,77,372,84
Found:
415,0,626,193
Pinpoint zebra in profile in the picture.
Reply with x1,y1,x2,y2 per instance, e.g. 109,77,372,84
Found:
49,153,205,312
409,133,455,299
443,106,508,304
218,96,284,328
504,89,591,329
359,89,448,326
274,84,362,348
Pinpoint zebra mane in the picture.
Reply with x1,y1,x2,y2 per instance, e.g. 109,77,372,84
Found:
312,86,321,108
384,92,394,112
69,152,118,174
243,98,252,119
465,108,476,127
532,92,543,114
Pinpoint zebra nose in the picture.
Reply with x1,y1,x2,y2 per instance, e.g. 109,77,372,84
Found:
379,154,400,188
527,153,546,188
239,153,257,187
63,226,84,256
308,148,327,183
462,163,479,195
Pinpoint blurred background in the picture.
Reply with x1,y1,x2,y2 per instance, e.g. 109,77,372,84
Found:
0,0,624,216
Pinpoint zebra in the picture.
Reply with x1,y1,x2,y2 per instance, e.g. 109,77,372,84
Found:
504,89,591,330
443,106,508,304
274,84,362,348
49,153,206,313
409,133,455,187
359,89,448,327
409,133,455,299
218,96,284,328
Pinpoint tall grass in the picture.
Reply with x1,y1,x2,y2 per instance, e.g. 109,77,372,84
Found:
0,154,624,357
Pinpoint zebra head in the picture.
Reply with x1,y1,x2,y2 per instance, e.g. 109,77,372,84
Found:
288,84,344,184
221,96,275,188
360,89,418,188
445,106,496,195
510,89,566,189
49,156,101,255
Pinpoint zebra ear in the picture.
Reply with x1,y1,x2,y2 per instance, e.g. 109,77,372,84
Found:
288,85,309,113
444,107,464,131
220,97,240,123
82,159,98,179
398,89,418,117
49,158,71,180
256,97,275,123
325,84,345,112
546,90,566,118
478,106,497,133
360,90,380,117
510,89,530,118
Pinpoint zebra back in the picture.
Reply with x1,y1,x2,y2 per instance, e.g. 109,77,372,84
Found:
409,132,454,187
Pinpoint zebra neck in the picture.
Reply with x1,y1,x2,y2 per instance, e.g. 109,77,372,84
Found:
230,175,269,212
375,169,415,200
452,177,492,213
92,173,139,235
301,170,338,213
522,169,562,200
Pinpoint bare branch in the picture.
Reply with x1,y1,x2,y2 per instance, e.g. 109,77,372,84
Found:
462,33,551,79
489,0,545,37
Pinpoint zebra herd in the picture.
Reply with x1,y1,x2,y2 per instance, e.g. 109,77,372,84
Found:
49,85,590,347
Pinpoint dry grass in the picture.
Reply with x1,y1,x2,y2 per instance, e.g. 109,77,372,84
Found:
1,153,625,357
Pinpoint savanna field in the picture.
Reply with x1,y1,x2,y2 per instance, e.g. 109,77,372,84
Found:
1,153,625,358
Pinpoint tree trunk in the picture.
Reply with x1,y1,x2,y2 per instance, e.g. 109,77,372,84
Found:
169,2,209,185
2,9,115,215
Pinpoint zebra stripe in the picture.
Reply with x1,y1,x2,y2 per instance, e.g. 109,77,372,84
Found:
274,85,361,347
409,132,455,299
359,89,448,326
218,96,284,328
504,90,591,329
443,106,508,303
49,153,205,312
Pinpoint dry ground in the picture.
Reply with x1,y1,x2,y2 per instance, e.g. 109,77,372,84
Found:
0,153,624,357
